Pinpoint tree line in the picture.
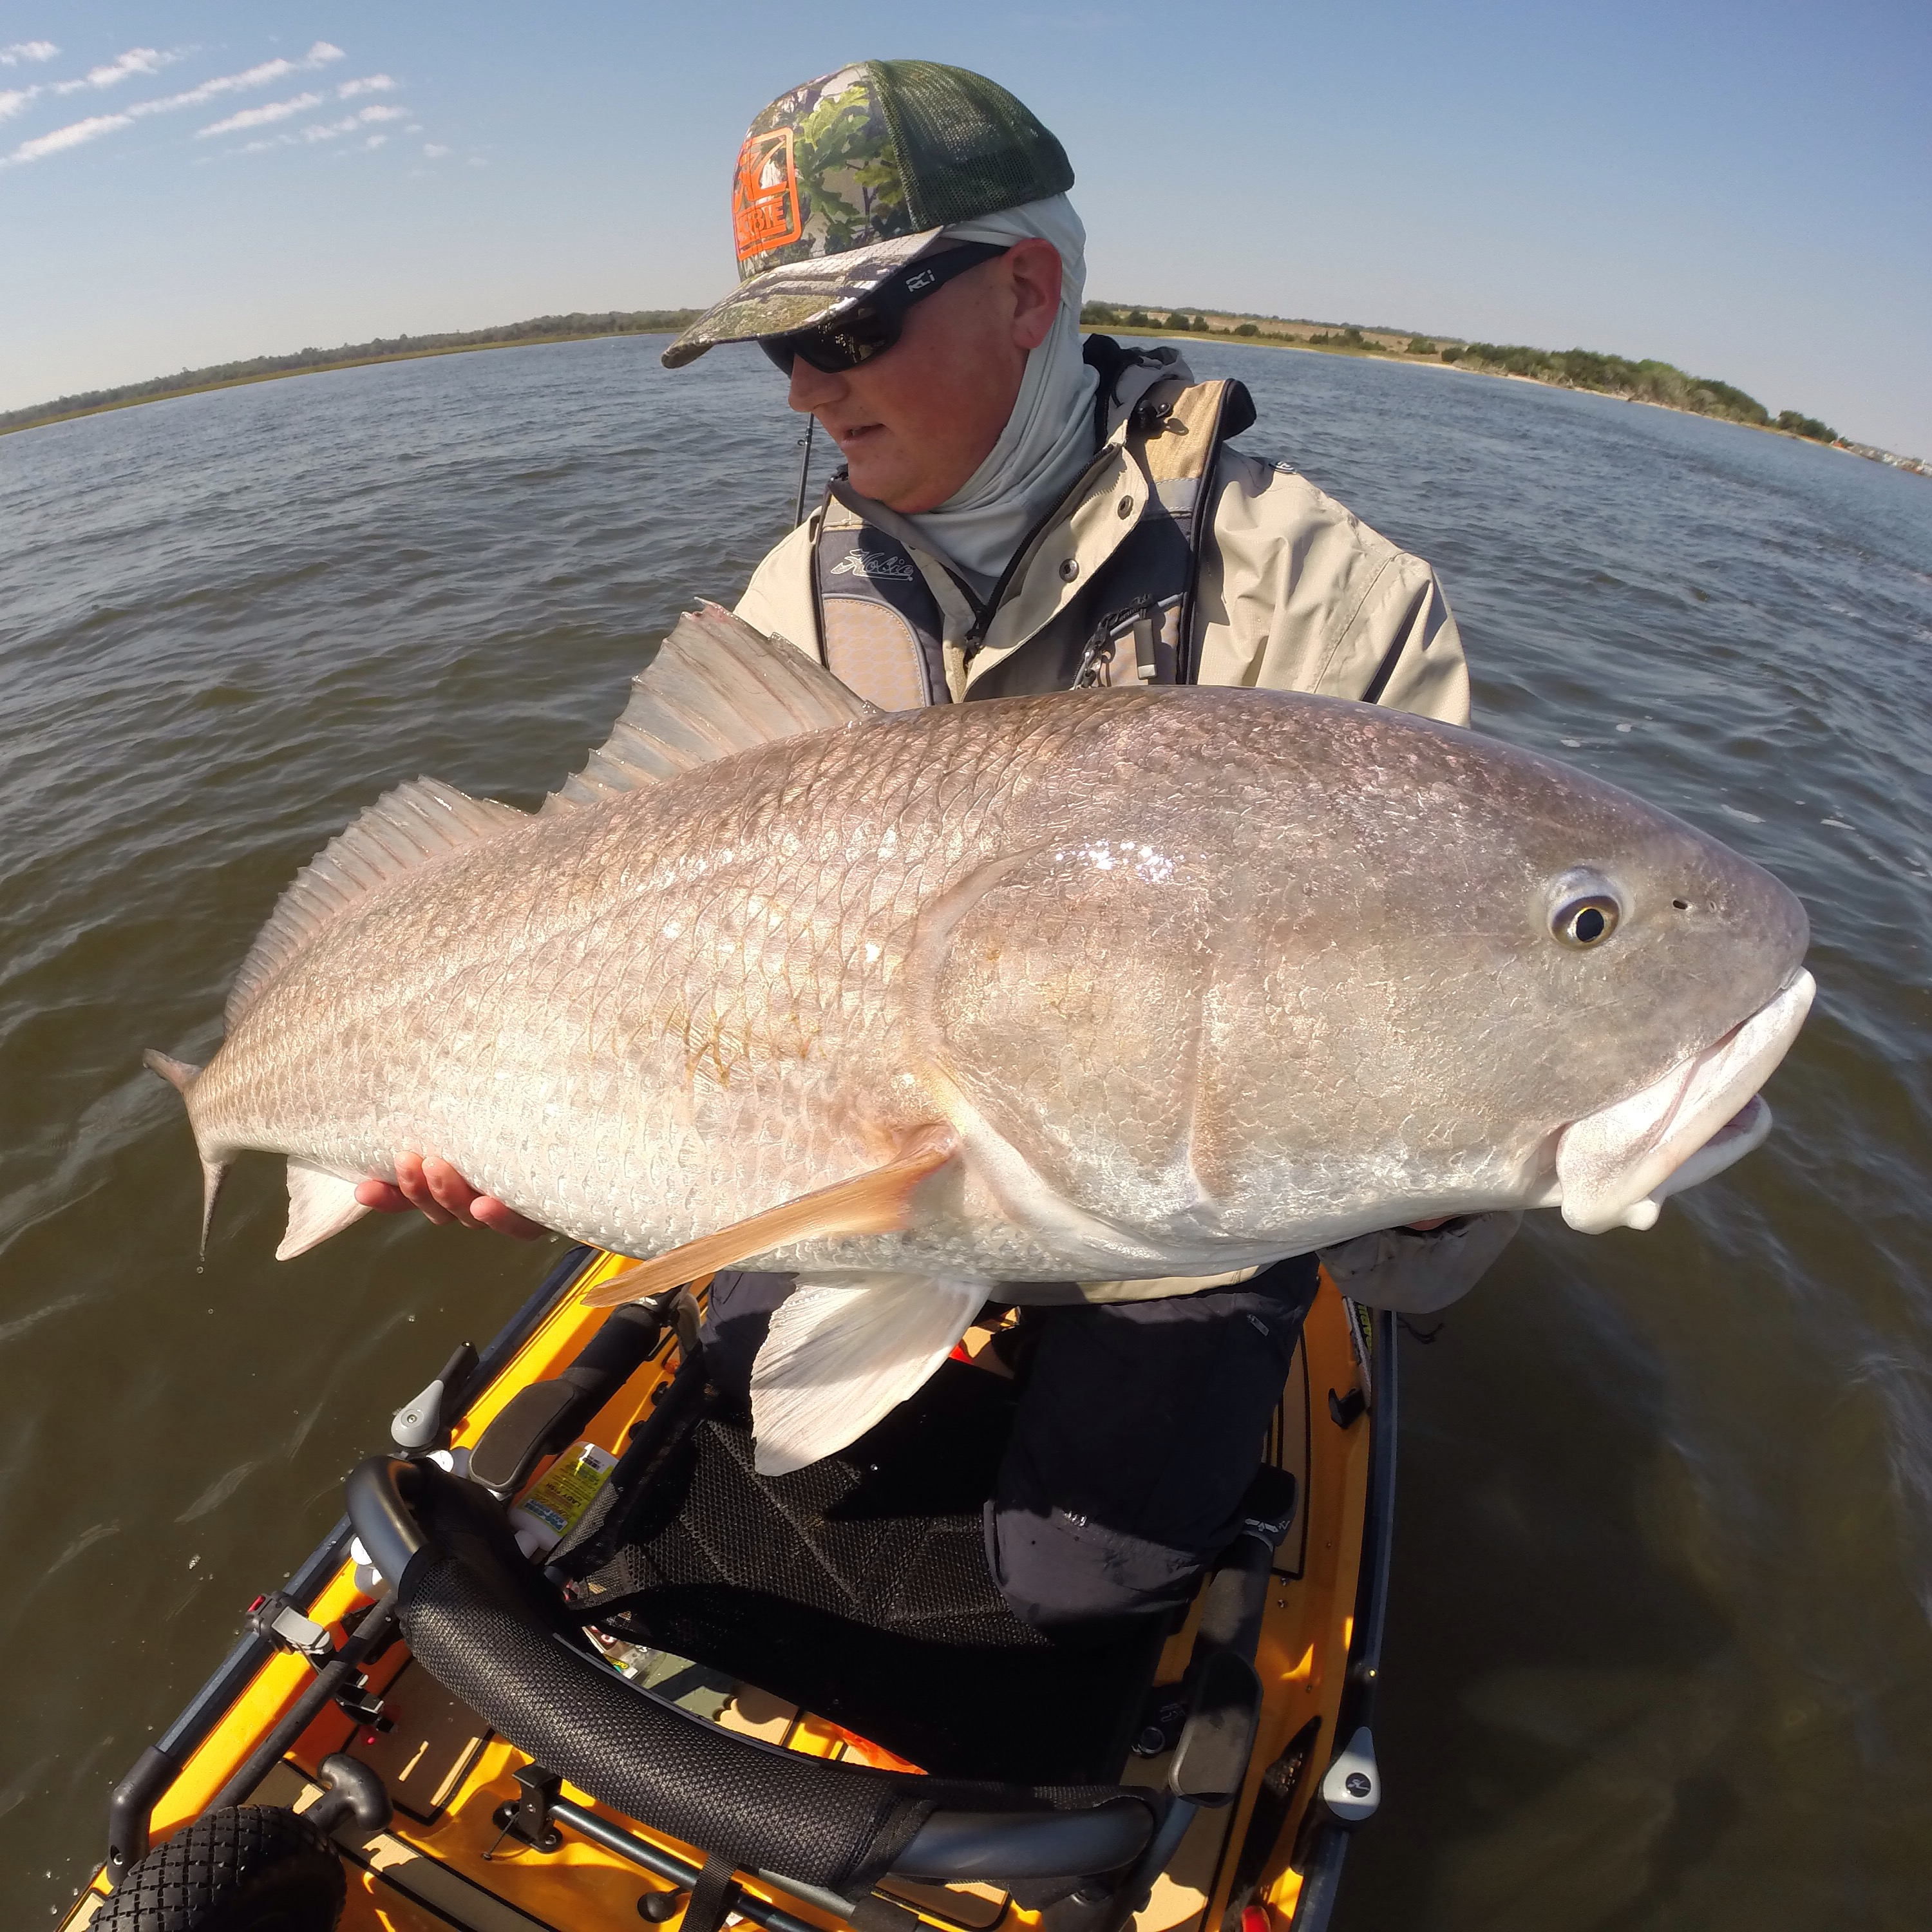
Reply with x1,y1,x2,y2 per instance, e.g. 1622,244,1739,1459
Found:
1082,303,1841,445
1,310,703,437
1441,342,1837,442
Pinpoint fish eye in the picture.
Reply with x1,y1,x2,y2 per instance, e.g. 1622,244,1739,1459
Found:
1553,894,1620,947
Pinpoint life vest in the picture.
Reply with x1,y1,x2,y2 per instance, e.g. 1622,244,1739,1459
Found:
811,340,1255,706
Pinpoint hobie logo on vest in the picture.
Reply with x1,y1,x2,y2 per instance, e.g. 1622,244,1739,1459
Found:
734,129,802,261
831,548,917,582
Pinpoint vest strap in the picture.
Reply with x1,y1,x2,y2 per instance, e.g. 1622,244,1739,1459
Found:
808,370,1253,700
812,517,949,710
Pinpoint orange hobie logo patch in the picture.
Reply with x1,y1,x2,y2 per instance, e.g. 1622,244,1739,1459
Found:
734,128,802,261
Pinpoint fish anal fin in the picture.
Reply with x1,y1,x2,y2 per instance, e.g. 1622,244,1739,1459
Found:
228,778,526,1030
278,1160,374,1261
541,604,877,815
751,1274,990,1476
577,1122,960,1309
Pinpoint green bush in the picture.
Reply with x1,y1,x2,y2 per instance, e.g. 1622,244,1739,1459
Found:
1406,336,1436,356
1440,345,1464,363
1081,302,1119,326
1458,341,1771,425
1235,321,1260,337
1776,409,1839,443
1126,308,1150,327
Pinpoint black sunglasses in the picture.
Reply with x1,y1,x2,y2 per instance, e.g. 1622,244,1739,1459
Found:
758,242,1012,377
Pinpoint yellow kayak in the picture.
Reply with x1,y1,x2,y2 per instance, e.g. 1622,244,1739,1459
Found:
64,1246,1396,1932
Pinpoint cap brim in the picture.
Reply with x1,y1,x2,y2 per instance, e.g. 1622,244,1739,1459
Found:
661,228,946,369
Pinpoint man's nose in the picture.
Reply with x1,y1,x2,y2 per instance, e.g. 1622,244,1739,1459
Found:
788,357,846,414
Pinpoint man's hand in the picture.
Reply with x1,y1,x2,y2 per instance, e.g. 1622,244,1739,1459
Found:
355,1153,547,1240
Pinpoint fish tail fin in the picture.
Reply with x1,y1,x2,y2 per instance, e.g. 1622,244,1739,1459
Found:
142,1050,231,1256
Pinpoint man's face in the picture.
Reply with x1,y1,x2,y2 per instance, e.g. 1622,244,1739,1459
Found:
786,238,1063,514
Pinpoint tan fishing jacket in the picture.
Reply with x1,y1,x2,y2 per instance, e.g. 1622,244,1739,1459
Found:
737,421,1472,729
735,352,1513,1311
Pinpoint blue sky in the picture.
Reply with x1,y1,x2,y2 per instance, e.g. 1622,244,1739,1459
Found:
2,1,1927,451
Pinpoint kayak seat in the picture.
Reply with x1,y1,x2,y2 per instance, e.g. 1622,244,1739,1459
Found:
351,1454,1157,1899
553,1355,1173,1783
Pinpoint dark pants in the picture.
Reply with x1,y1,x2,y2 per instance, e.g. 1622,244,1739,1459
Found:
701,1256,1318,1631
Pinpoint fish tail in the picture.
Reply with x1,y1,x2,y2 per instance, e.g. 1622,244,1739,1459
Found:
142,1050,232,1256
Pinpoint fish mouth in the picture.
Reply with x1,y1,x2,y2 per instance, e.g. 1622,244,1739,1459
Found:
1550,969,1815,1233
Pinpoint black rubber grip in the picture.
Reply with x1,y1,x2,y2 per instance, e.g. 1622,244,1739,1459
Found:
469,1301,665,1495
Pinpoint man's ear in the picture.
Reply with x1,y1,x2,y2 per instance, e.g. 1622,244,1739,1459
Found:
1006,238,1063,352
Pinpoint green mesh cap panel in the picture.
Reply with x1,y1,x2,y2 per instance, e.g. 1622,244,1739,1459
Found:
873,60,1074,231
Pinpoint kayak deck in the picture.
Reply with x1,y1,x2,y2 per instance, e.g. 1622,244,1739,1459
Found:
65,1249,1389,1932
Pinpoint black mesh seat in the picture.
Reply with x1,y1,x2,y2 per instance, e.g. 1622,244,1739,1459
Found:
556,1358,1171,1783
347,1411,1160,1899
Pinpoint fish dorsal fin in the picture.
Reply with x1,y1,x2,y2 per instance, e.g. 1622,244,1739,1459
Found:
543,602,875,814
227,777,526,1028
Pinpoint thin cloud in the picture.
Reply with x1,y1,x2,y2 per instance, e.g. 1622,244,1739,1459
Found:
0,86,37,122
197,93,323,138
296,104,399,143
1,41,354,166
142,42,344,115
364,133,388,149
86,47,179,89
52,46,180,95
337,75,397,100
8,112,131,164
0,42,58,66
422,142,450,157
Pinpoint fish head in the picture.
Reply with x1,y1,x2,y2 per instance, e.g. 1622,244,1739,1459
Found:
1222,717,1814,1237
1481,763,1814,1231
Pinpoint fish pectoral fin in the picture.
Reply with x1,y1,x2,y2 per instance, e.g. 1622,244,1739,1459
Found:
750,1273,990,1477
577,1122,961,1309
277,1160,374,1261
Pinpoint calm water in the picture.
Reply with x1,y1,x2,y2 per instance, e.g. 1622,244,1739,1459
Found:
1,338,1927,1926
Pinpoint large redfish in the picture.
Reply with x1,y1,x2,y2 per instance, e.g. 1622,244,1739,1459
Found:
147,607,1812,1472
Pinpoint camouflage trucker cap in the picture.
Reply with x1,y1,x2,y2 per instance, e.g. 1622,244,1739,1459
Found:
661,59,1074,370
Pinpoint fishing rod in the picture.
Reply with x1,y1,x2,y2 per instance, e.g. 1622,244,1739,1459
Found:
792,415,814,527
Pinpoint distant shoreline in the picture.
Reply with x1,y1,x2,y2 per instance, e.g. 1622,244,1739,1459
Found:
0,310,701,440
1091,305,1929,476
5,303,1925,478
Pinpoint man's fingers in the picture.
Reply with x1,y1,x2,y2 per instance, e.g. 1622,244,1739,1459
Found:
421,1156,485,1226
395,1151,459,1225
375,1152,546,1239
473,1196,547,1242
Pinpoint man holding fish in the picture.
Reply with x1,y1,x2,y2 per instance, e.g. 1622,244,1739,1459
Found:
156,63,1810,1629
